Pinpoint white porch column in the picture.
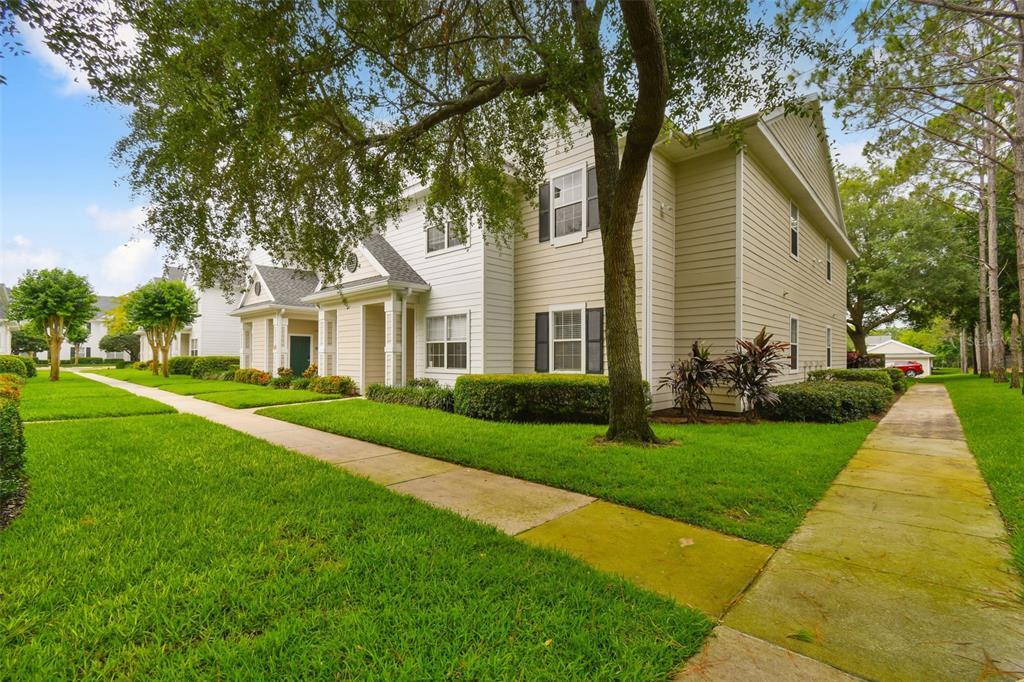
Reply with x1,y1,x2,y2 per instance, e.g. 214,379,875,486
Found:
317,307,327,374
273,313,289,376
383,292,403,386
238,324,246,368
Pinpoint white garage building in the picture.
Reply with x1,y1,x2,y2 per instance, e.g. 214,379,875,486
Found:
866,335,934,377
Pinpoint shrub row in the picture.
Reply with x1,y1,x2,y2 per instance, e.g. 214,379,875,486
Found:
367,383,455,411
234,368,270,385
766,380,894,423
168,356,196,375
808,368,893,390
309,375,359,395
453,374,616,424
36,357,115,366
882,367,909,393
0,355,30,378
191,356,239,379
0,374,25,502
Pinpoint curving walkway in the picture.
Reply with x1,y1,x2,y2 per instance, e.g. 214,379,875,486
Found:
682,383,1024,680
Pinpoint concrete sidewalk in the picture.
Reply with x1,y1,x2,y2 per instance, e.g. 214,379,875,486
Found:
682,384,1024,681
79,371,772,619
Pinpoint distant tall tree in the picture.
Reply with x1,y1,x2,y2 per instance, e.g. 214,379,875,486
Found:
124,280,198,377
7,0,836,442
841,167,975,354
7,269,98,381
10,328,47,359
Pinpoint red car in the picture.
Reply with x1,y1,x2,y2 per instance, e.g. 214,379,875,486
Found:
892,361,924,378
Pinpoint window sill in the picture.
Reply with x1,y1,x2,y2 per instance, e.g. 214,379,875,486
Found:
425,244,470,258
551,231,586,248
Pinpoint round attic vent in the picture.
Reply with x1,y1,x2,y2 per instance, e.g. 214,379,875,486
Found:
345,253,359,273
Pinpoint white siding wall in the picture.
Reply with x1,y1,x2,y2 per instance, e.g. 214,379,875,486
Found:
195,287,241,356
483,238,515,373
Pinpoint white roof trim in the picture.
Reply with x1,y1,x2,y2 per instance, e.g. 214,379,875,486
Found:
866,339,935,357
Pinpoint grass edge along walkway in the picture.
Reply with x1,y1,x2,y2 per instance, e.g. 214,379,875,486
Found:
5,412,711,679
20,372,176,422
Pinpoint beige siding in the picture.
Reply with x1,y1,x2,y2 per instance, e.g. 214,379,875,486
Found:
742,152,847,384
337,304,363,388
649,150,677,409
339,250,385,283
245,315,272,372
363,304,386,388
483,238,515,373
513,125,643,374
763,113,841,224
239,273,273,307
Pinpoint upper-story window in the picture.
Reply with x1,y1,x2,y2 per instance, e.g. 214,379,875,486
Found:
426,313,468,369
426,226,466,253
789,202,799,259
552,169,584,239
826,242,832,282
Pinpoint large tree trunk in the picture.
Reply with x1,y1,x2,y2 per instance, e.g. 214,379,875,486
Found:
47,317,62,382
1014,6,1024,393
960,327,968,374
848,325,868,356
1011,313,1022,389
161,344,171,378
977,189,991,377
148,333,160,375
985,110,1006,382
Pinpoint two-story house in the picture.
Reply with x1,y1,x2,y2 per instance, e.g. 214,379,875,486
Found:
232,98,854,411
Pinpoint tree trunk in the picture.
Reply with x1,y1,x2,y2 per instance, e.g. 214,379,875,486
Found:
47,320,61,382
977,190,991,377
1013,5,1024,392
1011,313,1022,389
149,334,160,374
985,106,1006,382
959,327,968,374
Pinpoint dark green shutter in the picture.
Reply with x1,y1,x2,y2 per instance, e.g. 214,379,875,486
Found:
538,182,550,242
586,308,603,374
535,312,549,372
587,166,599,232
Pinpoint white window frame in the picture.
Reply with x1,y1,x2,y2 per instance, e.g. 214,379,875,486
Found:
549,164,589,247
789,201,800,260
425,225,469,255
825,326,832,368
190,337,199,357
825,241,832,282
789,315,800,372
549,302,586,373
425,311,470,372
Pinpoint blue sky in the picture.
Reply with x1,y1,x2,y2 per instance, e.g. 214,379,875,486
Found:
1,22,872,297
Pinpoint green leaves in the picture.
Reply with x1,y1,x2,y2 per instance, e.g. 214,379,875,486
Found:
8,269,98,342
124,279,198,334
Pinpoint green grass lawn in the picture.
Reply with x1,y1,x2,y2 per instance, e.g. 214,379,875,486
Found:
258,401,875,546
921,372,1024,577
90,369,337,408
19,372,175,421
2,413,709,678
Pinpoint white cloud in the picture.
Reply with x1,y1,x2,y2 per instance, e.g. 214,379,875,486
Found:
0,235,63,285
94,238,162,293
17,20,92,95
833,138,869,169
86,204,148,235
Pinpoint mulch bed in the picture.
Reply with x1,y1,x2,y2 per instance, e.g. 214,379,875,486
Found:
0,482,27,531
649,408,747,425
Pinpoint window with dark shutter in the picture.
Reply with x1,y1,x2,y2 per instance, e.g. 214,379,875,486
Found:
535,312,549,372
538,182,550,243
587,166,599,232
586,307,604,373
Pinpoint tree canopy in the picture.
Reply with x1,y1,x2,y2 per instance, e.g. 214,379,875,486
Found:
99,332,141,361
11,329,47,357
124,279,198,377
8,269,98,380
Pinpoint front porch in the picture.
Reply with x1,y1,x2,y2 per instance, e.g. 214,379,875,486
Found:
237,308,319,377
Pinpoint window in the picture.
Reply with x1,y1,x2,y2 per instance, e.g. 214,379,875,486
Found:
426,226,466,253
426,313,468,369
826,327,832,367
790,202,799,258
790,317,799,370
552,308,583,371
826,242,832,282
552,169,584,238
190,338,199,357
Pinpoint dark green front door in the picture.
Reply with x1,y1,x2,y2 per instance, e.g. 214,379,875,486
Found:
290,336,311,375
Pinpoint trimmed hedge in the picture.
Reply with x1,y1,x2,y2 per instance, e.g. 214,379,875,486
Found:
454,374,614,424
883,367,908,393
0,381,25,501
367,383,455,412
766,380,894,423
234,368,270,385
191,356,240,379
309,375,359,396
809,368,894,390
19,358,36,378
168,356,197,375
0,355,28,377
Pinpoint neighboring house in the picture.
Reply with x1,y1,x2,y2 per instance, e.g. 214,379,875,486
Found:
0,284,15,356
866,335,935,377
139,267,242,362
55,296,126,361
234,96,854,411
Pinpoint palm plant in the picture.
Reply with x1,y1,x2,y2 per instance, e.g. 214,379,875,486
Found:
658,341,725,423
723,328,790,421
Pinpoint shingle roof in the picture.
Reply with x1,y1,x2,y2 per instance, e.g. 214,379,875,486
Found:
163,266,187,282
96,296,120,313
254,265,318,307
361,233,427,286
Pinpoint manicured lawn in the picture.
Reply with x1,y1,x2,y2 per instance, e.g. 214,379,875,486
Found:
2,414,709,678
91,369,337,408
196,390,342,409
259,401,875,546
19,373,175,421
922,372,1024,577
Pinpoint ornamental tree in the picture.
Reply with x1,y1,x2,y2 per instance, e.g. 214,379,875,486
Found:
8,0,834,441
99,332,141,361
124,279,198,377
7,269,98,381
11,329,47,359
